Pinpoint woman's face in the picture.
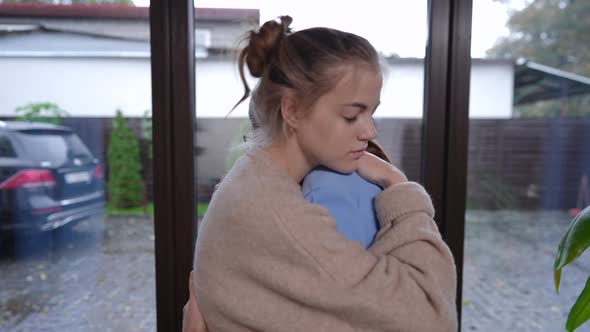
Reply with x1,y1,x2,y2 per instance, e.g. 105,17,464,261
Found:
296,65,382,174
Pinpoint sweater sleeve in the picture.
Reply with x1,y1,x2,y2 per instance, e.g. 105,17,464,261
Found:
195,181,457,332
286,181,457,331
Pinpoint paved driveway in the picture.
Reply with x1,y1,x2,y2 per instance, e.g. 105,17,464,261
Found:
0,216,156,332
1,211,589,332
462,210,590,332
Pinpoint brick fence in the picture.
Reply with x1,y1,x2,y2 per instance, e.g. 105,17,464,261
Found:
3,117,589,210
384,118,590,210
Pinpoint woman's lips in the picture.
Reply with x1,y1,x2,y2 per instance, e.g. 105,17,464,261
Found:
351,149,366,158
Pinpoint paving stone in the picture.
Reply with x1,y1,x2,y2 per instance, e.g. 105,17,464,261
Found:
2,211,590,331
0,216,156,332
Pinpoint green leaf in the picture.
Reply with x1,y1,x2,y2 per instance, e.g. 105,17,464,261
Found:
555,269,562,294
567,276,590,332
554,206,590,292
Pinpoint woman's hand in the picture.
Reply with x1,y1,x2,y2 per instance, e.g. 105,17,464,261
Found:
182,271,208,332
356,151,408,188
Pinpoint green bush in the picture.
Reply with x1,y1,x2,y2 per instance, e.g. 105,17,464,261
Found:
15,102,69,125
107,110,145,208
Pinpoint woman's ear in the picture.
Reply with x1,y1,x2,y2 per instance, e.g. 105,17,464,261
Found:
280,94,303,129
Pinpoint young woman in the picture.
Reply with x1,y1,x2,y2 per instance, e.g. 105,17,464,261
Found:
250,96,389,249
187,16,457,331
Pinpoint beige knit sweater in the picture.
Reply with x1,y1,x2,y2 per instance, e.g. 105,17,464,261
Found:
194,148,457,331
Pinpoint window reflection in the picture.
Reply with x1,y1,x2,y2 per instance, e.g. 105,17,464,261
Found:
462,1,590,330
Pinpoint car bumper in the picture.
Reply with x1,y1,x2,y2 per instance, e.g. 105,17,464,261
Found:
40,201,105,231
0,193,105,232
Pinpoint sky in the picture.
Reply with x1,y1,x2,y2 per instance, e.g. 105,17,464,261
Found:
133,0,529,58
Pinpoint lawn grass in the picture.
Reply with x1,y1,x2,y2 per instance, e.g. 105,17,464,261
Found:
106,203,209,217
106,203,154,216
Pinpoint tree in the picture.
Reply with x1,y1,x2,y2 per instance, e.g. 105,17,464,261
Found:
15,102,68,125
488,0,590,118
107,110,144,208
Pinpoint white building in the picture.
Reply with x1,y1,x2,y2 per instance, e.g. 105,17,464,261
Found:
2,3,589,121
0,3,539,120
4,3,590,182
0,4,259,119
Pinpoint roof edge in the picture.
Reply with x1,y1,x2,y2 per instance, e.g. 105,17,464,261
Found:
0,3,259,22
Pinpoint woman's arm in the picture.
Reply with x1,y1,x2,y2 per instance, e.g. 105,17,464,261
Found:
194,151,457,331
196,181,457,331
182,271,208,332
283,181,458,331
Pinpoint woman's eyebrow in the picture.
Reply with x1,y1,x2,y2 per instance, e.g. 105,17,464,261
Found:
342,101,381,110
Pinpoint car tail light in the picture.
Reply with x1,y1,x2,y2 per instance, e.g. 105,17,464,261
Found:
0,169,56,190
32,206,62,215
94,165,104,179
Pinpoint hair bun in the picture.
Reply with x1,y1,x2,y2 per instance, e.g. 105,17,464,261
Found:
246,15,292,78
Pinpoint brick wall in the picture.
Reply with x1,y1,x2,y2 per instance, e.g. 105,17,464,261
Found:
6,116,588,210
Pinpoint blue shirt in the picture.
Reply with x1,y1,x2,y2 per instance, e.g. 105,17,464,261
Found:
301,167,382,248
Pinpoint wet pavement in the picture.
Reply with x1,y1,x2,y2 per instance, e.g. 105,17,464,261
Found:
0,216,156,332
462,210,590,332
0,211,588,331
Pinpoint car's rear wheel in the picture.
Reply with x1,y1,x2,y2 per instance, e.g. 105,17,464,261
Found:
0,230,15,258
0,231,4,255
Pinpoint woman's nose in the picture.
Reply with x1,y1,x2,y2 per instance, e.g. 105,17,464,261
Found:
358,119,377,141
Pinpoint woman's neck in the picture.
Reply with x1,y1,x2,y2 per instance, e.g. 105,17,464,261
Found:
263,139,314,184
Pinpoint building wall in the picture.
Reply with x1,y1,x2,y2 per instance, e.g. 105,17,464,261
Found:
0,17,256,49
380,62,425,118
195,57,256,118
0,55,255,118
380,60,514,118
195,117,590,210
3,114,583,210
195,117,246,180
470,61,514,118
0,56,152,118
0,56,515,119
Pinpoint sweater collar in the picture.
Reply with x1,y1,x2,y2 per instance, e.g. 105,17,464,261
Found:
246,147,304,190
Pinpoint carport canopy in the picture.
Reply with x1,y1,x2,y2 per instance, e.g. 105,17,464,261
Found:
514,59,590,105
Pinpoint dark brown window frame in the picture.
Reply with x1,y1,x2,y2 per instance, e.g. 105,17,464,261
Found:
150,0,195,331
0,0,473,329
422,0,472,325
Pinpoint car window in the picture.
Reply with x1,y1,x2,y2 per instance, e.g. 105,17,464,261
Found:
0,135,17,158
14,130,93,167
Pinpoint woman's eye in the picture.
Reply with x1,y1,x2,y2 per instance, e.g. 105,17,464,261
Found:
344,116,357,123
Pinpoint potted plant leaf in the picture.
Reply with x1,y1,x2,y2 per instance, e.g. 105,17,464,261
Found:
554,205,590,331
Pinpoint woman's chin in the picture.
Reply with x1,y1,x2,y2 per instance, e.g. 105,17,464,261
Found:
324,161,357,174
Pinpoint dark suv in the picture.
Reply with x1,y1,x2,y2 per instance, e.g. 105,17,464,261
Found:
0,121,105,249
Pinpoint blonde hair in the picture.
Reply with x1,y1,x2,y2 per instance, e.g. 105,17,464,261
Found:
233,15,384,149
